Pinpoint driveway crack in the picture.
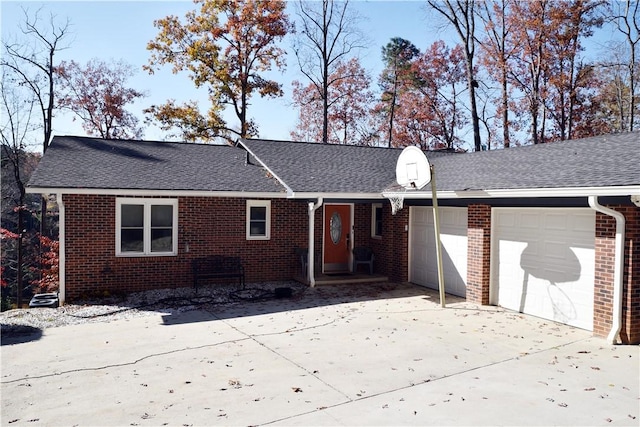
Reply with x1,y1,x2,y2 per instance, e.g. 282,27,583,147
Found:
1,337,252,384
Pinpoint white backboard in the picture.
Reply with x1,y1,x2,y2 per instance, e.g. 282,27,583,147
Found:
396,146,431,189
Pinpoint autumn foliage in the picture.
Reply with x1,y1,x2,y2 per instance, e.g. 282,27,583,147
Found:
56,59,145,139
291,58,374,145
31,235,59,293
290,0,633,149
145,0,292,143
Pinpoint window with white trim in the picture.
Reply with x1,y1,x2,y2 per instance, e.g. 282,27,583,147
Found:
246,200,271,240
372,203,383,238
116,198,178,256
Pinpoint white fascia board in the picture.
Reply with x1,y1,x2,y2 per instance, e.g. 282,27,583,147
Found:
25,187,290,198
290,192,386,200
384,186,640,199
237,140,294,197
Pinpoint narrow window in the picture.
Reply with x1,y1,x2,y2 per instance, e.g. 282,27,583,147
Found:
246,200,271,240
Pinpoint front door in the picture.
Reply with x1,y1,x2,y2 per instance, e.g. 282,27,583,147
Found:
323,204,352,273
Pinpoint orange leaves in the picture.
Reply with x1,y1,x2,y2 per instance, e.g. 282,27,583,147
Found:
56,59,144,139
145,0,292,141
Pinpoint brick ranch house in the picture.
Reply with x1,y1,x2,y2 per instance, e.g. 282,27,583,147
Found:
27,133,640,344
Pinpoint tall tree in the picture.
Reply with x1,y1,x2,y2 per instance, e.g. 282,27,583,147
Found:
145,0,291,143
379,37,420,147
544,0,604,141
291,57,374,145
57,59,145,139
1,7,70,241
478,0,516,148
428,0,482,151
293,0,365,143
1,7,70,154
595,44,636,132
507,0,606,143
611,0,640,131
507,0,553,144
393,41,468,150
0,69,36,309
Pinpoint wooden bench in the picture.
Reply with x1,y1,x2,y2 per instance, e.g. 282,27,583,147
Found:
192,255,245,292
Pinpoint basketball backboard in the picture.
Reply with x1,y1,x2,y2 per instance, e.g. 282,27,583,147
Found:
395,146,431,190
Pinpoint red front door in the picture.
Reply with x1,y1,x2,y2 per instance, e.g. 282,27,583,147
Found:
323,204,351,273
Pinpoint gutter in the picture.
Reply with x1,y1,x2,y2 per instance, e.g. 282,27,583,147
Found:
26,187,290,198
588,196,625,345
384,185,640,200
308,197,323,287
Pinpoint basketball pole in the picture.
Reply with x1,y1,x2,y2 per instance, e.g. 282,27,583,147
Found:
430,165,446,308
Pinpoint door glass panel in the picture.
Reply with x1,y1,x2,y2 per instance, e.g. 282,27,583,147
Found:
330,212,342,244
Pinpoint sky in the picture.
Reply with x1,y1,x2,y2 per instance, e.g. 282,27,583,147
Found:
1,0,623,147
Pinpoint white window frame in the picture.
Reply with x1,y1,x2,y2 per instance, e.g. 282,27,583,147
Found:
246,200,271,240
115,198,178,257
371,203,383,238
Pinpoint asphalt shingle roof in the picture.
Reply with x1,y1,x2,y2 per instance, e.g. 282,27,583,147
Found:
27,136,285,193
240,139,403,194
242,132,640,194
427,131,640,192
28,132,640,196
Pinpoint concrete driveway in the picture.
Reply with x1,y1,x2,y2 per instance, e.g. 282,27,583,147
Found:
2,283,638,426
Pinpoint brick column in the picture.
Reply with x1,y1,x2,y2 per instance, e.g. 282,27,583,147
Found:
594,205,640,344
467,204,491,305
593,211,616,338
622,206,640,344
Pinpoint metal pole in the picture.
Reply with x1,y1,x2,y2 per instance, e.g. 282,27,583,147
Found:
430,165,446,308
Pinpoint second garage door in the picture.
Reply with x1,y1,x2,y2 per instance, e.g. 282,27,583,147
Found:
491,208,595,330
409,207,467,297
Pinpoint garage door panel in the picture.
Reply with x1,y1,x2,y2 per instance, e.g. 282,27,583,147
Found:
492,208,595,331
410,207,467,297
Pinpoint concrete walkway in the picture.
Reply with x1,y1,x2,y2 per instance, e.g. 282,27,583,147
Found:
2,283,638,426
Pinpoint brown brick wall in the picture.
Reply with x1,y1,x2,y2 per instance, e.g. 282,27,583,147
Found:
62,195,309,301
61,196,406,301
467,204,491,305
595,204,640,344
351,202,407,280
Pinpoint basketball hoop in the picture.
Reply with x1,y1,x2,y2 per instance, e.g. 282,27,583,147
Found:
386,187,407,215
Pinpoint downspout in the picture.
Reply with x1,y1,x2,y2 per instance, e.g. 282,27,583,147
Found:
308,197,323,287
588,196,625,344
56,193,66,305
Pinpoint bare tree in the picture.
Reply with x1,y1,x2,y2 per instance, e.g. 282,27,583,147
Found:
2,7,70,154
477,0,516,148
428,0,482,151
1,7,70,240
293,0,366,143
611,0,640,131
0,69,39,308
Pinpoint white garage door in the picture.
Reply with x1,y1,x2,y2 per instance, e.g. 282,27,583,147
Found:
491,208,595,330
409,207,467,297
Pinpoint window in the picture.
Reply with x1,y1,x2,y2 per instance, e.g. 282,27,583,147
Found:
246,200,271,240
116,198,178,256
372,203,383,237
